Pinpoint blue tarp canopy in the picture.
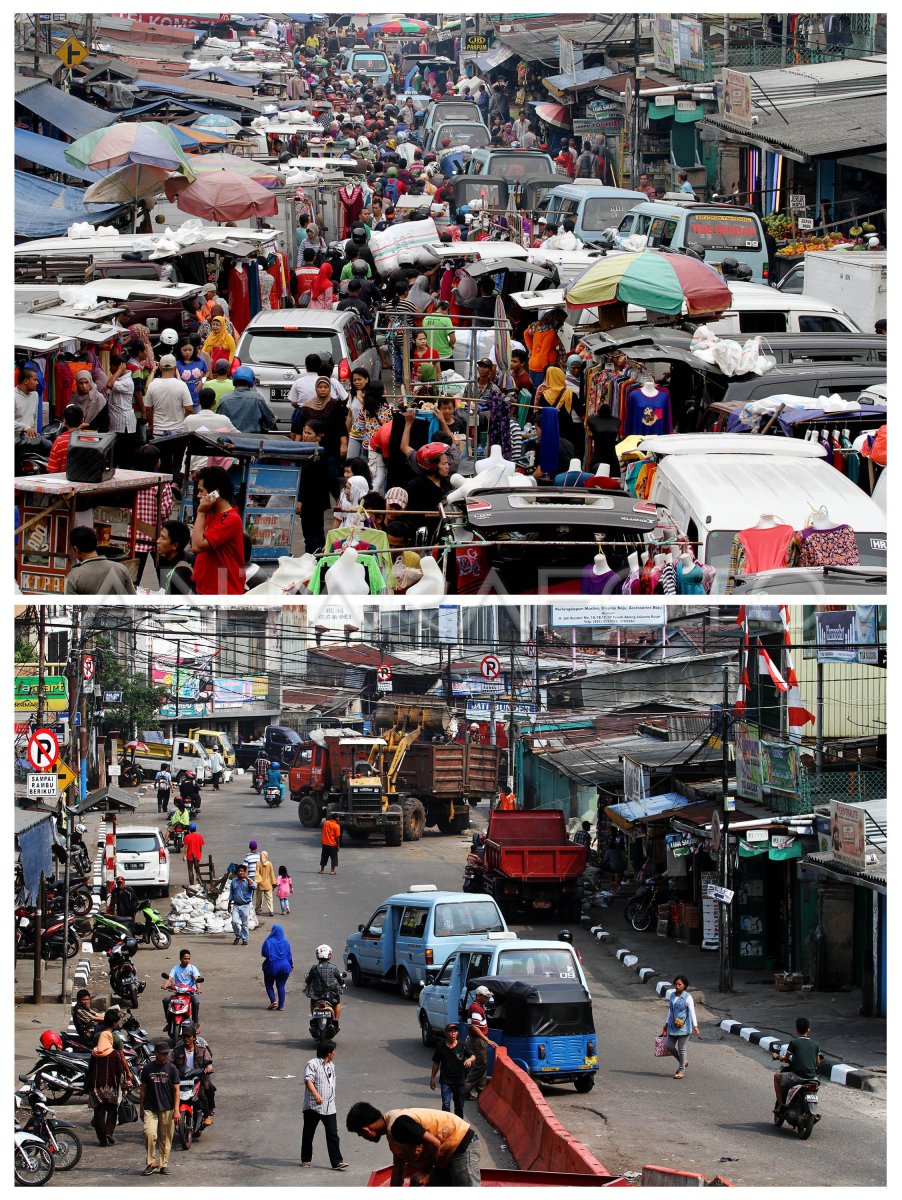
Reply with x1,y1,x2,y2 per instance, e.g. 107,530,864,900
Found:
544,66,614,93
185,68,262,87
15,77,116,139
15,170,123,239
605,791,691,827
14,129,106,183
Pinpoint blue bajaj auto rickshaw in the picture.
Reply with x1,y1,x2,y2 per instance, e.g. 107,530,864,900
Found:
466,976,598,1093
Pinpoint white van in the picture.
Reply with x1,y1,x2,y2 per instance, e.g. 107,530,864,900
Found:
640,434,887,586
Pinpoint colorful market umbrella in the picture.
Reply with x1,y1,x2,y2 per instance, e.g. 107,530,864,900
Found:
165,171,279,222
565,249,733,317
64,121,194,175
184,153,282,188
83,162,174,207
367,18,433,35
532,102,570,128
172,124,230,148
191,114,243,135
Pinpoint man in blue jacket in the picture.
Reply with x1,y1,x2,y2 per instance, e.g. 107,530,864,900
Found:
228,864,256,945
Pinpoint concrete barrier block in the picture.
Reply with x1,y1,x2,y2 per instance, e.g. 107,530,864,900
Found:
638,967,656,982
622,953,639,969
615,948,631,961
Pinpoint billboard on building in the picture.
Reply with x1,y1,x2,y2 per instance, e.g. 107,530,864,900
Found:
721,68,753,128
829,801,867,870
674,20,704,70
622,756,649,803
551,604,666,627
734,721,763,803
14,675,68,713
760,740,800,796
816,606,879,665
653,15,676,72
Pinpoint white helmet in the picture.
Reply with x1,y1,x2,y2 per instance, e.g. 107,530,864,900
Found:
316,944,332,961
159,328,179,346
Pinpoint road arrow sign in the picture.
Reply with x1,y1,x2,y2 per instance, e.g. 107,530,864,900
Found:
55,35,89,68
28,727,59,771
55,759,78,792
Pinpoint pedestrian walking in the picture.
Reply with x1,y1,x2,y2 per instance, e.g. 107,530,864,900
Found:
430,1024,475,1118
140,1038,179,1175
155,768,172,814
183,822,204,887
277,865,293,914
86,1009,131,1147
320,814,342,875
228,863,255,945
254,849,276,916
463,985,497,1100
346,1102,480,1187
302,1041,349,1170
208,749,224,791
663,974,701,1079
244,840,262,883
261,923,294,1011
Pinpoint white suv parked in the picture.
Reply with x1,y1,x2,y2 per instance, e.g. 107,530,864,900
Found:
115,827,170,898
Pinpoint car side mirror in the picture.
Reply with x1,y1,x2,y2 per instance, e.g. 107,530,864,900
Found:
358,924,364,932
425,968,439,985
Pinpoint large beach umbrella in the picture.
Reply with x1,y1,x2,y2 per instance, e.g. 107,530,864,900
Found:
83,163,174,207
191,114,243,135
165,171,279,222
565,249,732,317
64,121,195,176
532,102,571,128
185,153,282,188
367,18,433,35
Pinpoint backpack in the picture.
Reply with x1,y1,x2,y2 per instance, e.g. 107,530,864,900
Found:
384,178,401,204
576,152,597,179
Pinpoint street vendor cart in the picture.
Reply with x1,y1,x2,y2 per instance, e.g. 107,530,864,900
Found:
14,468,172,594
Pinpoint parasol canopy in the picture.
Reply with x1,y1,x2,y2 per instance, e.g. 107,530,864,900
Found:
165,171,279,222
185,153,282,188
124,741,148,752
565,249,733,317
367,18,433,35
191,114,243,135
532,102,571,128
64,121,195,177
83,162,174,207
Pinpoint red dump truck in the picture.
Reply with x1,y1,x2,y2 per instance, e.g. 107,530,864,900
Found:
290,730,502,840
475,810,586,922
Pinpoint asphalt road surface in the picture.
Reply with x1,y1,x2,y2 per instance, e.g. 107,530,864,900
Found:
19,773,886,1186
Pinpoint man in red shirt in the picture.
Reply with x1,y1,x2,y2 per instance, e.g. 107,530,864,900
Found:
47,404,84,473
183,823,204,887
320,816,342,876
190,466,246,595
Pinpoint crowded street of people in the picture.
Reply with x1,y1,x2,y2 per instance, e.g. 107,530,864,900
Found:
14,12,887,599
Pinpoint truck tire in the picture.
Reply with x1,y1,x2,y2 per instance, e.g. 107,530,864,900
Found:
348,956,366,987
401,797,426,842
451,809,471,835
385,806,403,847
298,795,321,828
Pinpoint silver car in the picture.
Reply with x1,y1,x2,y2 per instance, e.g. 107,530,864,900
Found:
234,310,382,429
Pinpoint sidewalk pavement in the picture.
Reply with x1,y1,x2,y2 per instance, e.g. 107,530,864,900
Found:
580,896,885,1095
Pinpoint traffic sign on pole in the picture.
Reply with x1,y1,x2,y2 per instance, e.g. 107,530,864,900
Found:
480,654,502,680
525,640,537,659
82,655,95,681
27,727,60,772
55,35,89,68
376,664,393,693
26,772,59,800
55,759,78,793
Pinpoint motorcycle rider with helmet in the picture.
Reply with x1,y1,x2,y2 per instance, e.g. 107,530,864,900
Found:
170,1020,215,1127
179,771,201,815
265,760,284,803
304,945,343,1027
167,797,191,847
254,749,271,793
557,929,582,964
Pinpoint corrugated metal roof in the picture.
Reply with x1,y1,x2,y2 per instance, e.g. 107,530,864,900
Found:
533,734,721,786
746,55,887,103
496,17,623,63
705,94,886,161
14,76,116,139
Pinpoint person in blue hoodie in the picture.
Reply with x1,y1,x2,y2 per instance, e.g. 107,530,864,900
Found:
266,760,285,802
261,924,294,1011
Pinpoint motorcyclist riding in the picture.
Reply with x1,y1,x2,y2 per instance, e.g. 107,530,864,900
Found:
773,1016,823,1114
253,751,270,791
265,760,284,801
167,798,191,846
304,944,343,1027
179,771,201,815
170,1020,215,1126
164,948,202,1026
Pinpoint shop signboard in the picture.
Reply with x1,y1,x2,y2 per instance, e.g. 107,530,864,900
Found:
465,33,491,53
815,606,880,665
675,20,704,70
438,604,459,644
213,677,270,707
573,115,625,134
829,801,866,871
622,756,649,803
734,721,763,803
761,740,800,796
653,15,675,72
721,68,752,128
15,675,68,712
551,603,666,627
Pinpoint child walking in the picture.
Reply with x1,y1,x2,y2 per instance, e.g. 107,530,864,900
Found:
277,865,293,914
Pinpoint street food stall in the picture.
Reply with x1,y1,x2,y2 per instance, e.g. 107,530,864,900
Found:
14,468,173,594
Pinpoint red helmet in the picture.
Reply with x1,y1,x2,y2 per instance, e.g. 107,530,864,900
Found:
116,875,125,884
40,1030,64,1051
415,442,448,472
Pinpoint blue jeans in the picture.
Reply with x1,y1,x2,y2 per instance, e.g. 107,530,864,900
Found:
264,966,289,1008
440,1081,465,1118
231,903,250,942
428,1132,480,1186
392,344,405,385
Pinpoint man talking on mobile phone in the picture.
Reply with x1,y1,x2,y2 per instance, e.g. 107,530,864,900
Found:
190,466,245,594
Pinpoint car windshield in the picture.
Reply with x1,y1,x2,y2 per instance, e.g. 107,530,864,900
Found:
439,125,489,148
433,901,504,937
686,211,762,250
489,155,553,182
583,197,641,229
237,330,341,370
352,53,388,69
117,834,160,854
497,948,579,979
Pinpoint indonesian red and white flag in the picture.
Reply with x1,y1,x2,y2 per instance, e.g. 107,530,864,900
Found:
757,640,788,692
779,606,815,740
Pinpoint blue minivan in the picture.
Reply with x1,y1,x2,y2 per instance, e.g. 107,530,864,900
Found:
537,183,649,247
344,886,508,1001
615,199,770,281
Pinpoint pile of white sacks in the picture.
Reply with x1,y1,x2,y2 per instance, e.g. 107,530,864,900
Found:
167,887,260,936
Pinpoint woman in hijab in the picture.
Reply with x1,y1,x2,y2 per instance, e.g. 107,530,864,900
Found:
304,222,326,258
198,303,236,342
74,371,108,430
539,364,579,446
500,121,515,146
201,315,237,369
261,923,294,1011
407,274,435,316
86,1009,131,1147
309,262,334,310
295,376,348,498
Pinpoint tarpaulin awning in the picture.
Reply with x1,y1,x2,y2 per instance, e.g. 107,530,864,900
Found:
14,130,106,183
544,66,613,96
15,809,56,905
15,76,116,140
604,791,691,831
185,67,263,87
473,45,516,72
15,171,124,239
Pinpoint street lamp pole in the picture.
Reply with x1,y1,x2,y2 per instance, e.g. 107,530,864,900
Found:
718,663,734,993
